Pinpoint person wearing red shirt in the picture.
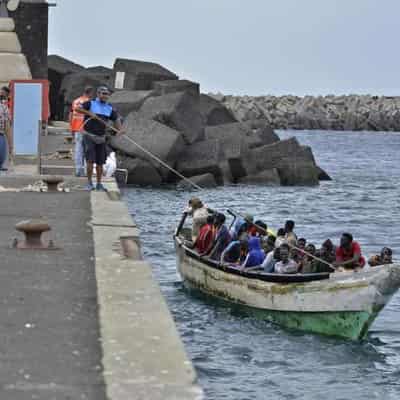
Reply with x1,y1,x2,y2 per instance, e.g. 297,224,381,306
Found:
334,233,366,270
194,215,216,255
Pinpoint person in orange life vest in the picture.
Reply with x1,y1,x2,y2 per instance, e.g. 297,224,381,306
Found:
70,86,94,176
334,233,366,270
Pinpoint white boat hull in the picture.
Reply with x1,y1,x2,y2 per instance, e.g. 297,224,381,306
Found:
175,239,400,340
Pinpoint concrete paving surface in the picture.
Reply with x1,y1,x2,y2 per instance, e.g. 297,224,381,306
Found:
0,191,107,400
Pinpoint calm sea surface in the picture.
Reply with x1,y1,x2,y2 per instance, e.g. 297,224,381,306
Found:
122,130,400,400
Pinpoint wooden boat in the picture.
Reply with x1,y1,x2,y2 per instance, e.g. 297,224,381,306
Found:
174,225,400,340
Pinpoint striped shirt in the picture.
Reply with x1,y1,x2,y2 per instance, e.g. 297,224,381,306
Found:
0,103,9,133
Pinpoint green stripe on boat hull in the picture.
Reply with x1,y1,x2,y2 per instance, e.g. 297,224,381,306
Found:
248,308,379,340
183,281,379,340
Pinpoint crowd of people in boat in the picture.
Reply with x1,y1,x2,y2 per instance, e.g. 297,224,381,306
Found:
185,198,394,274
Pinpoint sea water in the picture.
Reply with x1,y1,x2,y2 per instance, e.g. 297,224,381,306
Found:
122,130,400,400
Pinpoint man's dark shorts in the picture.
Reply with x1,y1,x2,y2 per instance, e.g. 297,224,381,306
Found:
83,134,107,165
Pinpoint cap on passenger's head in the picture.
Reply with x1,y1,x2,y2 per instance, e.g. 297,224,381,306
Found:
189,197,203,209
97,86,110,95
244,214,254,223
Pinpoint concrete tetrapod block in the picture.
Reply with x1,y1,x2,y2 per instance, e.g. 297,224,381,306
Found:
86,66,113,74
0,18,15,32
246,138,320,186
61,71,113,105
109,90,155,117
152,79,200,97
113,58,178,90
117,156,163,186
111,114,185,179
139,91,205,144
176,139,224,184
199,94,237,126
242,119,280,146
238,169,281,185
278,164,320,186
205,122,269,180
0,53,31,82
48,54,85,75
0,32,21,53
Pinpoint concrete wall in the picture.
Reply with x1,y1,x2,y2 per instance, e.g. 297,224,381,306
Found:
10,1,49,79
92,183,204,400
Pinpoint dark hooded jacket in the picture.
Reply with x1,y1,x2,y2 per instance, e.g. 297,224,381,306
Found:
242,237,265,268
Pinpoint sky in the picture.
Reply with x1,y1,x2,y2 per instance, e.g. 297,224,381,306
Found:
48,0,400,96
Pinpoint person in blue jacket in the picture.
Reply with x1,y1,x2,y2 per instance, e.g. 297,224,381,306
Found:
240,237,265,270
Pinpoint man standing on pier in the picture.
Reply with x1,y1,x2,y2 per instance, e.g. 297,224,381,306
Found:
77,86,123,191
70,86,94,177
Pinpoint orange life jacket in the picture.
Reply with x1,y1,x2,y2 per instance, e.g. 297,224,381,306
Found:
70,95,90,133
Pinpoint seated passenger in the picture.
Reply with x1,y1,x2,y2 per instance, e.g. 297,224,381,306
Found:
209,213,231,261
221,239,248,264
249,220,268,238
311,241,336,273
275,228,287,248
229,218,248,241
274,244,299,274
284,220,298,247
334,233,366,270
187,197,209,242
240,237,265,269
291,247,302,263
299,243,316,273
297,238,307,257
262,247,281,273
369,247,393,267
195,215,215,255
262,234,276,254
315,239,336,264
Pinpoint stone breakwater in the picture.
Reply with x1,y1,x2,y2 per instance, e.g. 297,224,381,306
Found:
48,55,330,187
217,94,400,131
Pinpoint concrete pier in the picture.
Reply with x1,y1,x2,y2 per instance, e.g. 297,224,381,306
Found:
0,170,202,398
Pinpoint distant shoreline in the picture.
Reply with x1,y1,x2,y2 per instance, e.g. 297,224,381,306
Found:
216,94,400,132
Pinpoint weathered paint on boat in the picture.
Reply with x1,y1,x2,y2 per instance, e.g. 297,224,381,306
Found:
175,239,400,340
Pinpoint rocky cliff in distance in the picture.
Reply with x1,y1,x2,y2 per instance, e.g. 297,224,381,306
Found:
217,94,400,131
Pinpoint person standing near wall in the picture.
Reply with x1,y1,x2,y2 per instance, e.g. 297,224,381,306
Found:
77,86,123,191
70,86,94,176
0,87,11,171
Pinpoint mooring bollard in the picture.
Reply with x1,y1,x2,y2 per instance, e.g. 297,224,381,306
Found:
42,176,64,192
13,219,58,250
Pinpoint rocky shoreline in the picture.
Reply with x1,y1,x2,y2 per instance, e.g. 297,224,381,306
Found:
48,55,330,187
217,94,400,132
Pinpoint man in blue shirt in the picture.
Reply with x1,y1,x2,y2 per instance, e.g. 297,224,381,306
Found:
77,86,123,190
